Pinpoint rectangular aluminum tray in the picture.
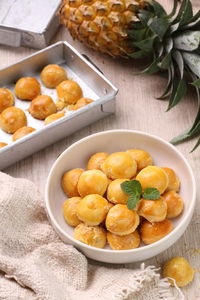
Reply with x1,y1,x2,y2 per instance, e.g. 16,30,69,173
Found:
0,0,61,48
0,41,118,169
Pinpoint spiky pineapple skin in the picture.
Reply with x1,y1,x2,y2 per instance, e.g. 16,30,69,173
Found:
60,0,147,57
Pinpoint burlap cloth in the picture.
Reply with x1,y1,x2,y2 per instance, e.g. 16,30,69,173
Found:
0,172,184,300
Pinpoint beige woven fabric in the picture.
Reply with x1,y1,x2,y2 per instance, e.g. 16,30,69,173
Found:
0,172,183,300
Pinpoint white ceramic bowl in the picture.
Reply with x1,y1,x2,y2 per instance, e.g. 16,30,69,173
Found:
45,130,196,263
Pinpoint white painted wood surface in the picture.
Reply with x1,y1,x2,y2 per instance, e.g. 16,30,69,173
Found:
0,0,199,298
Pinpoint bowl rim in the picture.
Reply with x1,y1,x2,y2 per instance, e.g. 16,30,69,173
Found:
45,129,196,254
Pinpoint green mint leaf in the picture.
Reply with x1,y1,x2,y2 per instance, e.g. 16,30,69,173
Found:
127,194,140,210
143,188,161,200
121,180,142,196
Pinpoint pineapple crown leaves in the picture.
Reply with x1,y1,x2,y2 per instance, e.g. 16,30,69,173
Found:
128,0,200,150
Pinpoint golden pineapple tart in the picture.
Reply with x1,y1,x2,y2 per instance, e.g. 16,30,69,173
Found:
76,194,109,225
0,88,14,113
77,169,108,197
162,257,194,287
40,64,67,88
87,152,109,170
137,197,167,223
106,204,139,236
14,77,41,100
0,142,8,148
62,168,84,197
107,179,129,204
28,95,57,120
140,219,173,245
45,112,65,125
12,126,35,141
107,230,140,250
0,107,27,134
63,197,82,226
69,97,94,111
56,80,83,109
101,152,137,180
136,166,169,194
162,191,184,219
127,149,153,171
74,223,106,248
162,167,180,192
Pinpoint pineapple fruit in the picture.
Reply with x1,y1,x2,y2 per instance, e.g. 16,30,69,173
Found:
60,0,147,57
60,0,200,149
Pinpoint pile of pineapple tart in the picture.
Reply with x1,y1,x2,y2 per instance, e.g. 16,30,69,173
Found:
61,149,184,250
0,64,94,148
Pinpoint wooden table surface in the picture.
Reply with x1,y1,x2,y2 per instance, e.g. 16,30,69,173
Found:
1,0,199,299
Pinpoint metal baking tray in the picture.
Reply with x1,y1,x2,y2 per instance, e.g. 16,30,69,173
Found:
0,41,118,169
0,0,61,48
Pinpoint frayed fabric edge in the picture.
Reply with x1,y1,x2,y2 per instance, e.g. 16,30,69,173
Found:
159,277,185,300
112,264,185,300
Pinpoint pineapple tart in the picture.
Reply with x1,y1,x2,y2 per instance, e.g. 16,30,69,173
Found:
13,126,35,141
28,95,57,120
69,97,94,111
87,152,109,170
106,204,140,236
77,169,108,197
44,112,65,125
163,257,194,287
40,64,67,88
137,197,167,223
74,223,106,248
140,219,173,245
76,194,109,226
136,166,169,194
63,197,82,227
0,107,27,134
107,230,140,250
162,191,184,219
127,149,153,171
107,179,129,204
101,152,137,180
56,80,83,109
162,167,180,192
62,168,84,197
0,88,14,113
14,77,41,100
